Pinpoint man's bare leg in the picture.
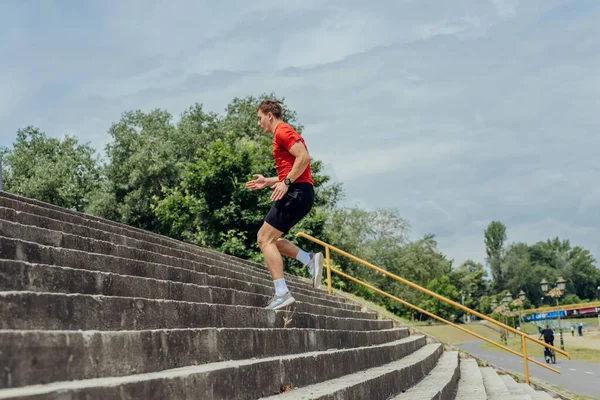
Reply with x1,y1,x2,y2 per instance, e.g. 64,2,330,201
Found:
275,238,300,258
257,223,285,280
276,238,324,290
257,223,296,309
276,238,313,269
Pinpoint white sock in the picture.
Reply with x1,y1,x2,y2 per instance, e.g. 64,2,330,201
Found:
274,278,289,296
296,249,311,265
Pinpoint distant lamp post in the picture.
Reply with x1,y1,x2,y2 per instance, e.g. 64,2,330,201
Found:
557,277,567,291
493,304,509,345
460,291,472,324
491,299,498,310
516,290,527,333
502,291,513,338
540,278,549,293
502,291,512,308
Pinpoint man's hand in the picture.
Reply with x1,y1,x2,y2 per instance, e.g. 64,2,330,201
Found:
246,174,269,190
270,181,289,201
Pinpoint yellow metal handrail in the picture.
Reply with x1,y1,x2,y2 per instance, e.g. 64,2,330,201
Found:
296,232,571,384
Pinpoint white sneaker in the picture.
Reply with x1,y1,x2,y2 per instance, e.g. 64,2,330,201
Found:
265,292,296,310
307,252,324,288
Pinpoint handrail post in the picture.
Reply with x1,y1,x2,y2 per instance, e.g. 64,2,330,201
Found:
522,335,530,384
325,246,332,295
0,158,3,192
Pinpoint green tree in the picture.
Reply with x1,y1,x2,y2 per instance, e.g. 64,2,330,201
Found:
378,233,453,317
87,106,221,233
151,132,273,260
322,206,410,301
0,126,101,211
484,221,507,290
497,238,599,307
563,245,599,301
418,275,460,321
152,126,341,264
562,293,583,305
501,242,549,307
450,259,489,312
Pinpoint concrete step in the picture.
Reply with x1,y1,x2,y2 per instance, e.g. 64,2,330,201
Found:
0,334,426,399
500,375,532,400
0,291,393,332
0,217,325,295
0,260,375,321
480,367,512,400
454,358,487,400
0,327,409,389
262,343,443,399
0,194,341,301
520,383,556,400
0,193,275,273
0,207,330,297
391,351,460,400
0,236,358,313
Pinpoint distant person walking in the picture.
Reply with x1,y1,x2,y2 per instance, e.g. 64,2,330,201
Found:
246,99,324,310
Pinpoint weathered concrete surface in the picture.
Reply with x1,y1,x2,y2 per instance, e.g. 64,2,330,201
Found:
0,237,358,311
520,382,556,400
454,359,487,400
0,220,336,299
500,375,533,400
0,327,409,388
0,260,374,320
0,209,326,294
0,336,426,400
265,344,443,400
392,350,460,400
0,193,272,271
480,367,512,400
0,193,338,295
1,192,440,400
0,291,393,332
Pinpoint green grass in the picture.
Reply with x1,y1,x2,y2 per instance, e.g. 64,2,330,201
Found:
479,333,600,365
414,323,503,345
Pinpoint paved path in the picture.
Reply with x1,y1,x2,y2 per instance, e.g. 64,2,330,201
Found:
458,340,600,399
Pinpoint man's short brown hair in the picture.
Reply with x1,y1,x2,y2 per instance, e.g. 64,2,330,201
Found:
257,100,283,119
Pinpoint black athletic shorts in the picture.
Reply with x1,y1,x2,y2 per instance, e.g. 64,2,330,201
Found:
264,182,314,234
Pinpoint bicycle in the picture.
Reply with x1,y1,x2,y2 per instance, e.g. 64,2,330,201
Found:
544,345,556,364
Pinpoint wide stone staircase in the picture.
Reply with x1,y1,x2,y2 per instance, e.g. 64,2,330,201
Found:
0,191,558,399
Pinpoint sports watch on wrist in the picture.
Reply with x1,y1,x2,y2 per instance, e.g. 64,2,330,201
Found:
283,177,292,186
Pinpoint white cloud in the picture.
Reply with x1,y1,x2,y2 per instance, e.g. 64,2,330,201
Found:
1,0,599,268
319,140,463,182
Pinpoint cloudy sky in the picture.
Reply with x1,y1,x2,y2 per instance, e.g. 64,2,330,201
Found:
1,0,599,268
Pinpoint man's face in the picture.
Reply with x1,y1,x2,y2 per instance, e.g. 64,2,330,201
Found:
257,110,272,133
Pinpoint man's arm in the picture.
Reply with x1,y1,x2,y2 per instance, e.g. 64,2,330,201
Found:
284,142,311,183
265,176,280,187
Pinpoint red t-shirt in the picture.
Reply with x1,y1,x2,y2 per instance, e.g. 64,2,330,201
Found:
272,122,313,185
